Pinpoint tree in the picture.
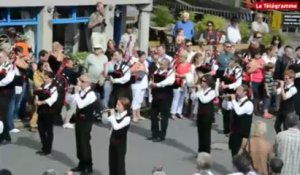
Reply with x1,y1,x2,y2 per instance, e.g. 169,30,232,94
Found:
151,5,175,27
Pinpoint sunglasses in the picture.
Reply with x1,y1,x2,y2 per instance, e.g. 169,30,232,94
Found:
201,79,207,83
225,45,232,48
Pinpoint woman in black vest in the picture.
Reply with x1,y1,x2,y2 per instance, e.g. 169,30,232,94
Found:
105,97,131,175
191,74,216,154
274,70,297,133
35,71,58,155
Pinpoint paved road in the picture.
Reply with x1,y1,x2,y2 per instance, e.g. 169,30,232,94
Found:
0,114,276,175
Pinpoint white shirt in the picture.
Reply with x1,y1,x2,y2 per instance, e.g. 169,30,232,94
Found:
0,61,15,87
74,86,97,109
120,33,137,57
262,53,277,64
42,83,58,107
159,54,173,64
224,66,243,90
108,111,131,130
191,87,216,104
187,51,196,63
226,25,241,44
251,21,269,34
131,73,148,90
276,82,297,99
111,62,131,84
154,69,175,88
232,96,254,115
228,172,258,175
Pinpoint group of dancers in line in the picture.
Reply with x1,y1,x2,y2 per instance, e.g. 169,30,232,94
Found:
0,39,300,175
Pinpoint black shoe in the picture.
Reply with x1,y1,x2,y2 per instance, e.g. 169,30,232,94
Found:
146,136,157,140
36,150,44,154
82,167,93,174
71,166,84,172
39,152,51,156
0,140,11,145
152,137,165,142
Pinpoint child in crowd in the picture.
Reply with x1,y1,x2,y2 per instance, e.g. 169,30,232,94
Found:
263,63,276,119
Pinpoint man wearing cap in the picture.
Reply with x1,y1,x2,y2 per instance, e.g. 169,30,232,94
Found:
84,43,108,99
173,11,195,41
88,1,107,52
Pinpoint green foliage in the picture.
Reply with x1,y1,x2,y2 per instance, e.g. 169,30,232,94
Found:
196,14,227,33
239,21,250,42
69,52,89,65
151,5,175,27
178,11,196,23
262,33,289,46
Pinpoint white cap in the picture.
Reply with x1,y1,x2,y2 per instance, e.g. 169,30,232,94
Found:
93,43,103,49
0,121,3,134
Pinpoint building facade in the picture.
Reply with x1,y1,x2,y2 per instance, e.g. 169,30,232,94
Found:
0,0,153,55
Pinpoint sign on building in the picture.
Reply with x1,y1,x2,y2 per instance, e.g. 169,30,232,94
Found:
283,12,300,26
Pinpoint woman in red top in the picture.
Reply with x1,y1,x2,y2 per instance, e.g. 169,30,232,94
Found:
246,48,265,115
170,50,192,119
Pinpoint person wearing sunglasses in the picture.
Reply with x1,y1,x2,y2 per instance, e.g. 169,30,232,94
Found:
199,21,218,45
71,74,97,174
191,74,216,154
274,69,297,133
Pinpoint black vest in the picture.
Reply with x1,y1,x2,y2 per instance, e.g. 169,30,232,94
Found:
0,64,15,91
12,66,26,87
151,70,173,99
198,89,214,117
36,83,57,114
109,61,131,89
222,66,242,94
76,89,97,121
280,86,296,114
231,99,253,138
110,116,130,145
289,61,300,88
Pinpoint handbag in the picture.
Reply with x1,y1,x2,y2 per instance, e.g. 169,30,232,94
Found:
241,139,257,171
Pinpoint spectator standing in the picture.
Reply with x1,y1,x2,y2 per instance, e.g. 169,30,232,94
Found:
105,39,116,61
271,35,284,57
239,121,273,175
88,1,107,52
84,44,108,98
250,13,269,41
120,25,137,59
263,63,276,119
262,46,277,64
157,45,173,63
274,114,300,175
289,46,300,117
216,42,234,78
173,11,194,41
226,16,242,44
186,40,196,63
274,45,294,81
199,21,219,45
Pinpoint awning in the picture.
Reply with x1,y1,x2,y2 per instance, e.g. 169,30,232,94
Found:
155,0,253,21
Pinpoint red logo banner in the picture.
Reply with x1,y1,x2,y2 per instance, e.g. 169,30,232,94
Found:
255,1,299,10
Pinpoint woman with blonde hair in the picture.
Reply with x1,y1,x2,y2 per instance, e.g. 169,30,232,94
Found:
238,120,273,175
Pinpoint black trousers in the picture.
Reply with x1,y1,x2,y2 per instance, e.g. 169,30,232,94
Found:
150,97,172,139
222,109,232,134
109,142,127,175
274,111,294,133
0,90,13,143
108,86,132,108
294,90,300,117
75,120,93,169
229,133,243,157
197,115,213,153
37,112,54,153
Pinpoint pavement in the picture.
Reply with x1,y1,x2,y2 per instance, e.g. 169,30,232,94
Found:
0,113,277,175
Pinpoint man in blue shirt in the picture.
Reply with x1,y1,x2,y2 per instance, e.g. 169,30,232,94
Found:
216,42,234,78
173,12,194,41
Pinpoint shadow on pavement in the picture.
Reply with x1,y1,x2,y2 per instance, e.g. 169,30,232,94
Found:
128,124,197,155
